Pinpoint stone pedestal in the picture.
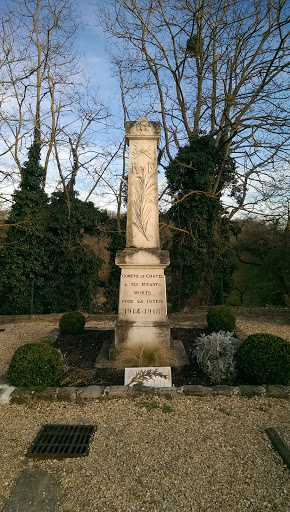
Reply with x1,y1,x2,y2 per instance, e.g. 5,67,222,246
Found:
115,248,170,347
115,116,170,348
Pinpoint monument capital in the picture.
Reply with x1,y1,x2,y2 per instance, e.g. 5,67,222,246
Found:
125,116,161,144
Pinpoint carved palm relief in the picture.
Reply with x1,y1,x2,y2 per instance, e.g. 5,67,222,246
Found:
132,165,156,241
128,368,169,386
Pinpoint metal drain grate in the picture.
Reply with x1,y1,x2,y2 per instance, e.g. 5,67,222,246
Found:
26,424,95,459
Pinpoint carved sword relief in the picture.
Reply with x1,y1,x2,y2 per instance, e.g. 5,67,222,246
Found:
132,143,153,160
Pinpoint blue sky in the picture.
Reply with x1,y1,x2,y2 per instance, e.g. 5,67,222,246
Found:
2,0,287,217
77,0,120,118
1,0,127,209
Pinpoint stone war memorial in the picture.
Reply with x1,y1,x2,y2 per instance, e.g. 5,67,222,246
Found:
115,116,171,350
95,115,187,382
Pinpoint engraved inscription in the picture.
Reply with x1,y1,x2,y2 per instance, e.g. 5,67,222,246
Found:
119,272,166,319
147,162,154,174
122,274,163,278
124,308,161,315
131,163,155,175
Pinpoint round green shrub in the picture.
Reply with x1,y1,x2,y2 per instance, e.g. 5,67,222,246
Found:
59,311,85,335
8,343,62,387
206,305,236,332
235,333,290,385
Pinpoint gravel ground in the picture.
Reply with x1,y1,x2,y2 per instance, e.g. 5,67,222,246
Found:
0,397,289,511
0,313,289,511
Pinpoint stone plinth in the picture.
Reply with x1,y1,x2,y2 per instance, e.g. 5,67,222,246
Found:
115,116,170,349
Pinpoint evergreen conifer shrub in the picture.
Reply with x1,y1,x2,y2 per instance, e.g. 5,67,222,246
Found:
207,305,236,332
235,333,290,385
59,311,86,335
8,343,62,387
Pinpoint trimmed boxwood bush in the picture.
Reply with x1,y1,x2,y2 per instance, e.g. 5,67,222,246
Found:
207,305,236,332
59,311,85,335
235,333,290,385
8,343,62,387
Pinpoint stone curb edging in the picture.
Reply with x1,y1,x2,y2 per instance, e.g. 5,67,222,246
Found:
265,428,290,470
1,384,289,404
0,385,16,404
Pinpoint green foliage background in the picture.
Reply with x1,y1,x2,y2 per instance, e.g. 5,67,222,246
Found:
228,219,289,307
0,135,288,314
164,135,237,310
0,140,107,314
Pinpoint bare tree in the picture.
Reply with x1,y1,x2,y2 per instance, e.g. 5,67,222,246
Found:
1,0,75,166
101,0,290,217
0,0,113,210
0,9,31,198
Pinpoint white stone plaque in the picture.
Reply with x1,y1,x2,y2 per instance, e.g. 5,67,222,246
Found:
125,367,172,387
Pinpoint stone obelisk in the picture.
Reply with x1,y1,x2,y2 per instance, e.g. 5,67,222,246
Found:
115,116,170,347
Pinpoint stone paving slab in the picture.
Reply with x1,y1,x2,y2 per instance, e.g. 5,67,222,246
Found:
2,468,61,512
